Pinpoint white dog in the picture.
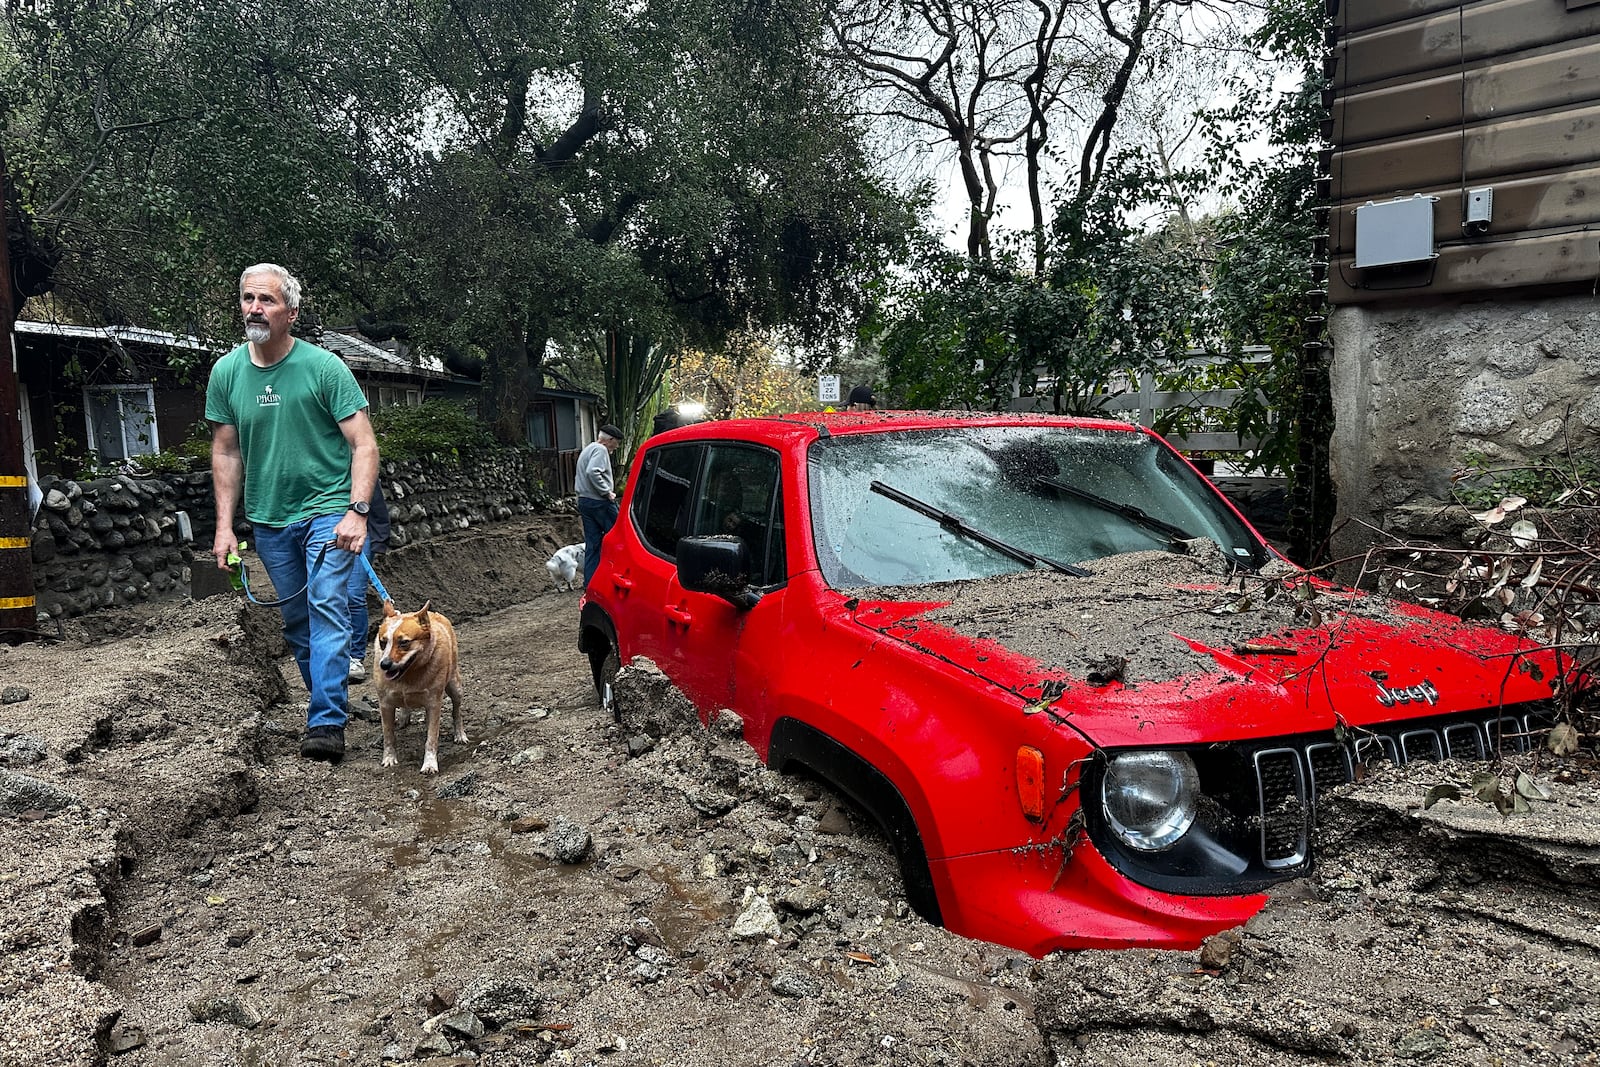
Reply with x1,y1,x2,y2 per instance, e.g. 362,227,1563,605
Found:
545,543,586,592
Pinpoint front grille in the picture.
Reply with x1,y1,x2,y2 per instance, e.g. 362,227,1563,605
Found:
1249,702,1556,868
1254,748,1308,867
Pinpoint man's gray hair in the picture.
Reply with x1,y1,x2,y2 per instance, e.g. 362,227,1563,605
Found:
240,263,303,309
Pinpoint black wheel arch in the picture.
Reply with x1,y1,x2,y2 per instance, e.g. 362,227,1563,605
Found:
767,718,942,927
579,604,617,688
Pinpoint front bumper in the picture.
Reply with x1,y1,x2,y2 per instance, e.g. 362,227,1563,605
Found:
931,700,1558,956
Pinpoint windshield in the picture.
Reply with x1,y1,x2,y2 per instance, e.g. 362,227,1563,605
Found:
808,425,1267,589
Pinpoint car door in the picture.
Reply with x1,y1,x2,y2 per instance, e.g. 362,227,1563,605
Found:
662,442,786,713
606,441,701,670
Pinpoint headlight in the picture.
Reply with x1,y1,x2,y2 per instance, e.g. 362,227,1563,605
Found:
1102,751,1199,852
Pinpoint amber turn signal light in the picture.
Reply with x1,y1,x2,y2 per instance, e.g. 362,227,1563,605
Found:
1016,746,1045,821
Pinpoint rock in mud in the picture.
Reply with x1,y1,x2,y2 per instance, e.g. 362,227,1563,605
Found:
0,769,78,813
423,1007,486,1040
613,658,701,739
509,745,545,766
770,970,822,998
731,887,781,940
458,975,543,1026
187,994,263,1029
777,883,829,916
435,770,478,799
1,685,32,704
537,818,592,863
0,733,47,766
1198,930,1239,971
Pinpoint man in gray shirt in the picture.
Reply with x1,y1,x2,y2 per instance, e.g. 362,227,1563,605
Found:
576,423,624,588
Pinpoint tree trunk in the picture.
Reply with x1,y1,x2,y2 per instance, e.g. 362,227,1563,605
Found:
480,331,546,445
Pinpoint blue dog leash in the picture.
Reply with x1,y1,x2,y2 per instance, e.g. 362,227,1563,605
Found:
238,539,391,606
358,551,392,603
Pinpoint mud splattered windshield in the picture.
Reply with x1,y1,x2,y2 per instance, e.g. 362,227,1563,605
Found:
808,425,1267,589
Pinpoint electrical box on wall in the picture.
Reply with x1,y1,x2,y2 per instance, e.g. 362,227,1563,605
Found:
1465,187,1493,233
1354,194,1439,268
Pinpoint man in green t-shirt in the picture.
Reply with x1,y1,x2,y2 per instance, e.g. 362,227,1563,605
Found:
205,263,379,764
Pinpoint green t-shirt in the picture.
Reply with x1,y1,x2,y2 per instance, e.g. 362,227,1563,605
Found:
204,339,369,526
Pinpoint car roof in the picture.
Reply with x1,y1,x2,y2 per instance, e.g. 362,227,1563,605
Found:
649,410,1149,448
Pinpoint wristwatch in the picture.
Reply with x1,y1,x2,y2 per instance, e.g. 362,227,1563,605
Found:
348,500,371,516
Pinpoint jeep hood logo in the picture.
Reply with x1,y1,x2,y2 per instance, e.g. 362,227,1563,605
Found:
1375,679,1440,707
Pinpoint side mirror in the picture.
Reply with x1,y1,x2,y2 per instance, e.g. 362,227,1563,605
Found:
677,535,761,609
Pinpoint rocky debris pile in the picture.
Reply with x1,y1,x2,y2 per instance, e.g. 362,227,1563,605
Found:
1034,759,1600,1066
0,595,284,1066
353,516,581,625
565,657,1049,1066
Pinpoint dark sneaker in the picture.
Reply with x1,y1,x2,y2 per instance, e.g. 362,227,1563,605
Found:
300,725,345,764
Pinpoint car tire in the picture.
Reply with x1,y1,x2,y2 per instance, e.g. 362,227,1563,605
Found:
591,644,621,719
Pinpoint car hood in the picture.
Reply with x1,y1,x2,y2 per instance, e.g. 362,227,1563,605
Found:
844,551,1563,749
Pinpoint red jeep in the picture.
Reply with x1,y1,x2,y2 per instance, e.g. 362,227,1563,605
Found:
579,412,1569,955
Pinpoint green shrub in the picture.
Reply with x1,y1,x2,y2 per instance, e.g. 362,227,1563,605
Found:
371,400,496,461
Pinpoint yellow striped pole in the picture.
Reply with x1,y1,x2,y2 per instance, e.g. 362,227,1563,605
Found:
0,141,38,636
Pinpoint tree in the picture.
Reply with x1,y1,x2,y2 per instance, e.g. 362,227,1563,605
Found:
827,0,1241,272
371,0,913,441
876,167,1204,413
1,0,396,345
3,0,912,444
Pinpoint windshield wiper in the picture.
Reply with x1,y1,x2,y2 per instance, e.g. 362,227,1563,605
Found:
870,480,1092,578
1035,476,1196,546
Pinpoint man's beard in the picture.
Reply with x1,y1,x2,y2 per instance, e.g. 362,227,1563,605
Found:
245,322,271,344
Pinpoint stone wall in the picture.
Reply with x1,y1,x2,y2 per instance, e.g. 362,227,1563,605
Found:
1329,295,1600,561
27,450,561,622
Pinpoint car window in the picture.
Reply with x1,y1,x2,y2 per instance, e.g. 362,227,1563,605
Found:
689,444,785,586
807,426,1265,588
636,444,702,559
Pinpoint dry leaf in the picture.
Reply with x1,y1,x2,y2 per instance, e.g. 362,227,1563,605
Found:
1472,506,1507,526
1514,770,1551,802
1508,519,1538,549
1520,558,1543,589
1548,722,1581,756
1471,771,1500,806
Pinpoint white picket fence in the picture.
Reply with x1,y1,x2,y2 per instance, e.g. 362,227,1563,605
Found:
1006,347,1273,453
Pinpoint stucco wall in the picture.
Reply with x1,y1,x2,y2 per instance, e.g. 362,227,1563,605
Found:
1329,295,1600,561
28,450,562,622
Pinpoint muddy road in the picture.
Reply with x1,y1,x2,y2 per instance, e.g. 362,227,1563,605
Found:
4,517,1600,1066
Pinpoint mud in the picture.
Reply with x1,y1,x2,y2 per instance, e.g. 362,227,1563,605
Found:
3,517,1599,1066
901,549,1403,683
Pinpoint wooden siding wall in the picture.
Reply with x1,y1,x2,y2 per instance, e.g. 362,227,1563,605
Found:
1329,0,1600,302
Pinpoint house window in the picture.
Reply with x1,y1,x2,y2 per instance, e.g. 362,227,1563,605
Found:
528,401,556,449
375,385,421,408
84,384,159,460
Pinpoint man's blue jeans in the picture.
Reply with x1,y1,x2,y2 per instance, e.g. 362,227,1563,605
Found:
577,496,619,588
253,514,356,731
347,540,375,664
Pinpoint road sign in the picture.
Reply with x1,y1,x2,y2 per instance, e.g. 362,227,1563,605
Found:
818,374,840,404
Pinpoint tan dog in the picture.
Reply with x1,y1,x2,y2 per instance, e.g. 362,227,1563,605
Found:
374,600,465,774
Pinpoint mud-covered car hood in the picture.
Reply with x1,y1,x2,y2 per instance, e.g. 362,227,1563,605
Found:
843,551,1563,749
